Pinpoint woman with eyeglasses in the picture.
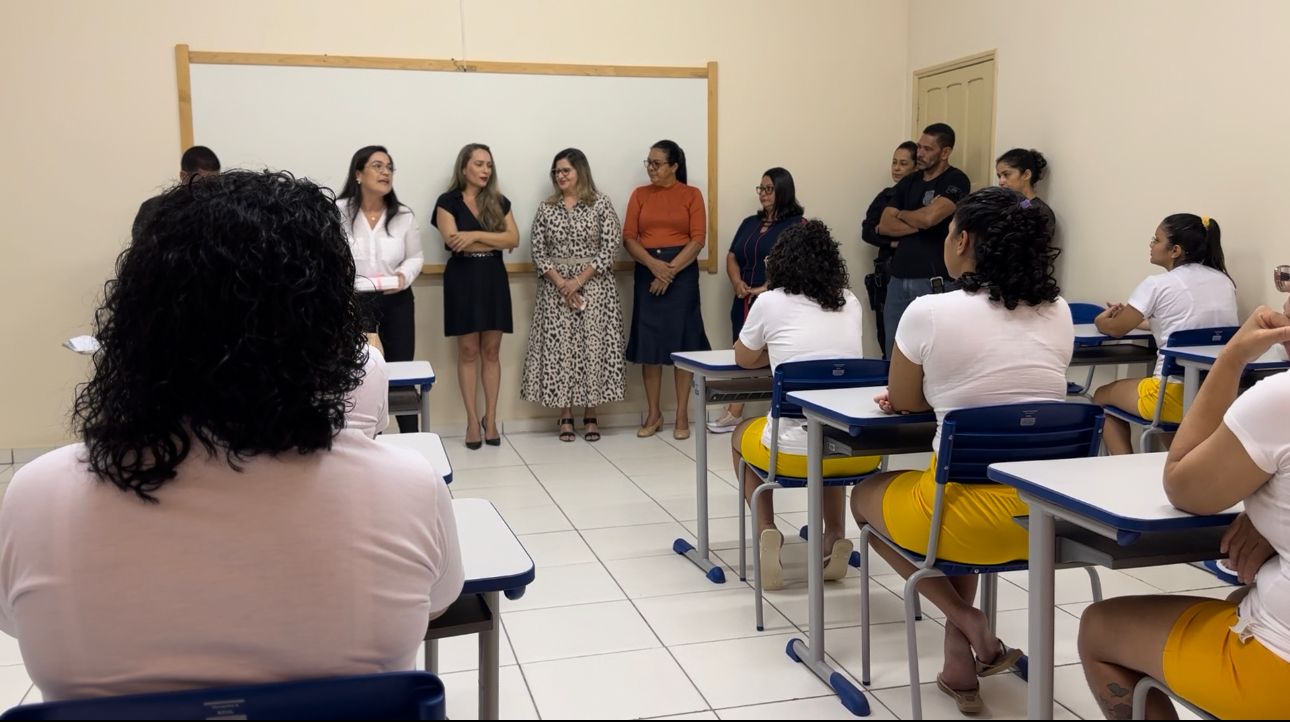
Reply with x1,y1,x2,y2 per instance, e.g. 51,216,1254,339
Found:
520,148,627,443
1092,214,1237,455
433,144,520,449
336,145,424,433
708,168,805,434
623,139,710,440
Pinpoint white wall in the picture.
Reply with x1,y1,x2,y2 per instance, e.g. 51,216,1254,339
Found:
907,0,1290,313
0,0,909,449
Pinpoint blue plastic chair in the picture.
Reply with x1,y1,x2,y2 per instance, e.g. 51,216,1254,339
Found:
1068,301,1106,398
1102,326,1237,452
0,671,446,720
735,358,888,631
858,402,1106,720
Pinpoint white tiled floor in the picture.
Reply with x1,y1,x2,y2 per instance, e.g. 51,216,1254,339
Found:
0,431,1235,718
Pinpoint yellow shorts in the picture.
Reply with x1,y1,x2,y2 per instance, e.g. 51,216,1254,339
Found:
739,417,879,478
880,456,1030,564
1136,377,1184,423
1162,599,1290,719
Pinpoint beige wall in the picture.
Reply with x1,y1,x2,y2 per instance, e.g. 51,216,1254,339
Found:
0,0,909,448
907,0,1290,314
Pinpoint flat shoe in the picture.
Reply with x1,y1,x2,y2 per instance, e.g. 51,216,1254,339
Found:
975,642,1023,678
936,674,984,715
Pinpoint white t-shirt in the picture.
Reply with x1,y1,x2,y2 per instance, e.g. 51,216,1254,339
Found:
337,198,424,293
895,290,1074,450
346,344,389,439
738,288,866,455
1223,370,1290,662
1126,263,1238,377
0,430,463,701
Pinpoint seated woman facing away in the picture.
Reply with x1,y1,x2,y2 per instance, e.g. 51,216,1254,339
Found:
848,186,1073,714
1079,304,1290,720
730,219,877,591
0,171,464,701
1092,213,1237,454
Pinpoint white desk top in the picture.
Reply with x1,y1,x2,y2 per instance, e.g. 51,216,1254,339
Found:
387,360,436,386
377,432,453,483
1072,324,1152,343
989,452,1240,532
788,386,936,427
452,498,535,594
671,349,770,376
1162,344,1290,369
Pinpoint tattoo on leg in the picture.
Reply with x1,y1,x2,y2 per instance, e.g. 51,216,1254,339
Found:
1096,682,1135,720
1108,682,1130,697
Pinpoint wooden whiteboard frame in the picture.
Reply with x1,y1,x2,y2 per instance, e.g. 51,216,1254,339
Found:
175,45,719,274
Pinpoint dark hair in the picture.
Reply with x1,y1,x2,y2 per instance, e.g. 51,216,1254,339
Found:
895,141,918,159
759,167,804,220
996,148,1048,184
336,145,406,233
952,186,1061,310
180,145,220,174
1160,213,1228,275
74,170,367,502
651,139,688,184
922,123,956,149
765,219,849,311
546,147,599,206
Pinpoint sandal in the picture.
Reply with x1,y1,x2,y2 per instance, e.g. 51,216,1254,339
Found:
558,417,576,443
822,539,854,581
936,674,984,715
758,529,785,591
974,641,1023,678
582,417,600,442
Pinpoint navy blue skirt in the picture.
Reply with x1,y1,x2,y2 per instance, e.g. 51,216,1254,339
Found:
626,246,710,365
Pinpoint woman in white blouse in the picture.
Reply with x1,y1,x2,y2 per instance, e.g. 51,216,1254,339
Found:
336,145,425,433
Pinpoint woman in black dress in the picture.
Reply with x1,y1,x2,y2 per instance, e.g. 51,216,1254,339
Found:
432,143,519,449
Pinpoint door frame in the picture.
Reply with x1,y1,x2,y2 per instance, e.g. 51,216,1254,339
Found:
911,49,998,159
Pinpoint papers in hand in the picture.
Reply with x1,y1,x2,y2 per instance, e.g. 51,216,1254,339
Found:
355,275,402,293
64,335,101,354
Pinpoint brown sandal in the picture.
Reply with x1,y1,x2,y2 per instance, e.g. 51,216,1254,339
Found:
582,417,600,442
558,417,575,443
974,641,1023,678
936,674,984,715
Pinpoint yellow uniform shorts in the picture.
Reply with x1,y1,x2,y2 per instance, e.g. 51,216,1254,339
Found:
739,417,880,478
880,456,1030,564
1137,377,1184,423
1162,599,1290,719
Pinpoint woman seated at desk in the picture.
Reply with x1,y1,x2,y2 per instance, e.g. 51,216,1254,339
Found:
729,219,875,591
1092,213,1237,454
848,186,1073,714
1079,303,1290,720
0,171,464,701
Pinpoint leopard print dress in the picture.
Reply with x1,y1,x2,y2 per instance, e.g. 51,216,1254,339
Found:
520,193,627,408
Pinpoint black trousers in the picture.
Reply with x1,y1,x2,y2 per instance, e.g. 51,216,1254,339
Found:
361,289,418,433
863,259,890,358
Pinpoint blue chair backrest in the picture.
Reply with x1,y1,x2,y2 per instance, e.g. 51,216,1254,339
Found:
1069,302,1103,325
935,402,1104,485
0,671,445,720
1159,326,1237,377
770,359,889,421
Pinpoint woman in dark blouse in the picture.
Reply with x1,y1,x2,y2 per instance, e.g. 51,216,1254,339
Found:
432,143,519,449
861,140,917,358
708,167,804,433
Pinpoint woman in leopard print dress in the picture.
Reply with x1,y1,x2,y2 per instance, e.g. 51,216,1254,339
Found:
520,148,626,441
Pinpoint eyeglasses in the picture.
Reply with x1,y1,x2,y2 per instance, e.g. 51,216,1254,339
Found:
755,185,774,195
550,168,574,178
366,162,396,175
1275,265,1290,292
643,159,671,170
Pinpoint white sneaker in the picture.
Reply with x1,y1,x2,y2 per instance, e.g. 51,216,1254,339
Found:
706,411,742,433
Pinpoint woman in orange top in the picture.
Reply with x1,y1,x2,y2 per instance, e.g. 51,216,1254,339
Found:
623,140,711,440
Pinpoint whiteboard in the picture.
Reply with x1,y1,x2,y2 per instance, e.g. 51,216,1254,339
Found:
188,60,712,272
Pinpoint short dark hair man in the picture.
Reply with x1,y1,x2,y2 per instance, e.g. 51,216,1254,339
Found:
131,146,221,242
876,123,970,357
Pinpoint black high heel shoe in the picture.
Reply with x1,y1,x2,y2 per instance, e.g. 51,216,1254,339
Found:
482,417,501,446
465,420,483,450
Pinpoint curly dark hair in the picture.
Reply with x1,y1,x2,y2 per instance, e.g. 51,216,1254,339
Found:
953,186,1061,310
764,219,850,311
75,170,367,502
